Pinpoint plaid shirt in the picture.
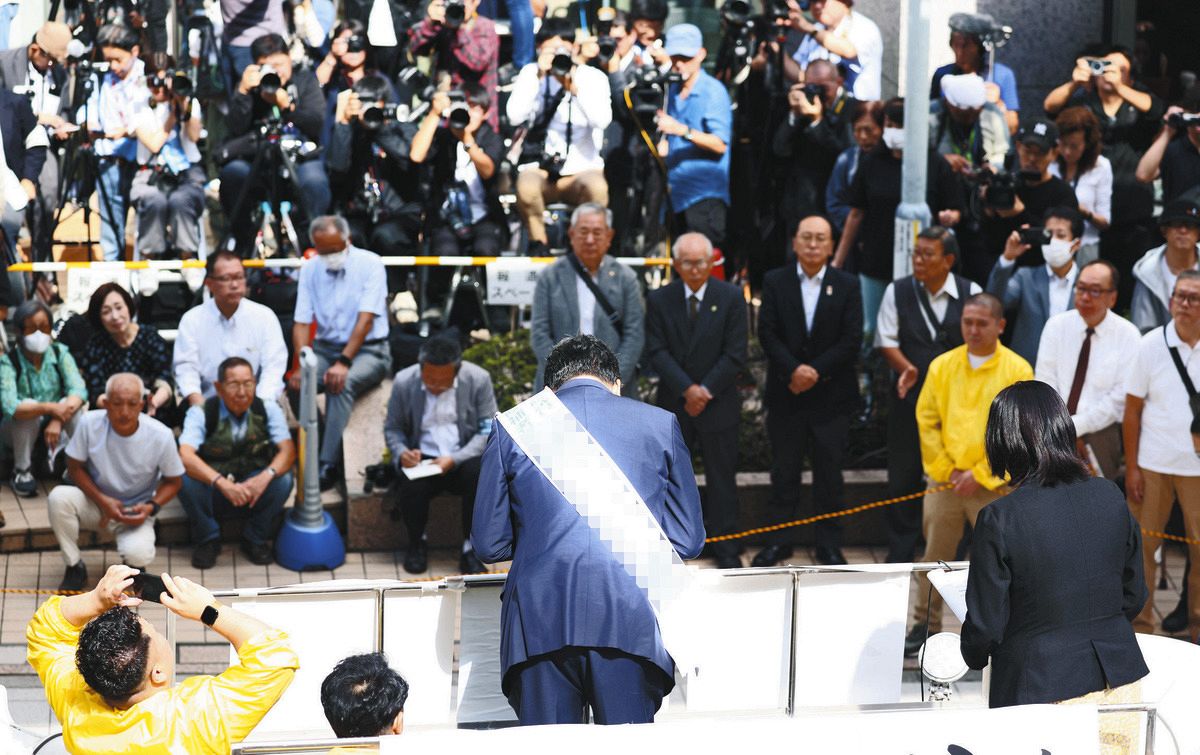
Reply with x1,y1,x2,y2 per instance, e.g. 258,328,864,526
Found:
408,15,500,129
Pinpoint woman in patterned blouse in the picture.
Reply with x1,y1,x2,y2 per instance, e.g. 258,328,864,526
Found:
81,283,176,423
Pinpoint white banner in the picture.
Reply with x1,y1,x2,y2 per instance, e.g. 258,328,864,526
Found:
484,259,541,306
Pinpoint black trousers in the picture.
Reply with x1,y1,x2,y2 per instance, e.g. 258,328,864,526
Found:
765,409,850,550
673,197,728,251
507,647,672,725
394,456,482,544
884,393,925,562
678,412,739,557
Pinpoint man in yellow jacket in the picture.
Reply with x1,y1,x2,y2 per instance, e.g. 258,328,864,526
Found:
905,292,1033,656
27,564,298,753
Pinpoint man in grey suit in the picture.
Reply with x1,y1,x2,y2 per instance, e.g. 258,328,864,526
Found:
384,338,497,575
986,206,1083,364
531,203,645,396
645,232,747,568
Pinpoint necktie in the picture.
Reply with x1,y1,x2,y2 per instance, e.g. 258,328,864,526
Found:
1066,327,1095,415
688,294,699,321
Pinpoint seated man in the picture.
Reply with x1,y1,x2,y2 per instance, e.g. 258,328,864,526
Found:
27,564,297,753
384,338,496,574
48,374,184,591
178,357,296,569
290,215,391,490
321,652,409,738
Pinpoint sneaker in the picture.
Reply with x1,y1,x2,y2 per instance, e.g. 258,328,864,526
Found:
59,561,87,592
11,468,36,497
240,540,274,565
191,539,222,570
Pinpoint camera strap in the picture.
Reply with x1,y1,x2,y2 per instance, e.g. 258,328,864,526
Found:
1164,326,1200,430
568,252,623,338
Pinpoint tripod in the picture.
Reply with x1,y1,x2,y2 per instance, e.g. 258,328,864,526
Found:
218,120,310,259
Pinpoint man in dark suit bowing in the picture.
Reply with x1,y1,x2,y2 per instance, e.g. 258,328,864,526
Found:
472,335,705,725
753,215,863,567
646,232,747,568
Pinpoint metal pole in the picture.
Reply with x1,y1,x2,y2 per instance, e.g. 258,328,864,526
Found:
894,0,933,281
295,346,323,528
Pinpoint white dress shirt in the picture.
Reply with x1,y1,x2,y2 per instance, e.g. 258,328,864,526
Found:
576,273,597,335
797,263,825,329
875,275,980,348
1125,322,1200,476
1049,156,1113,247
506,63,613,176
172,298,289,401
85,59,150,157
1036,308,1142,437
1047,262,1079,317
419,382,460,458
685,281,708,307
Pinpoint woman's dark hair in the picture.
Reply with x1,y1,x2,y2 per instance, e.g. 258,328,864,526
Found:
883,96,904,126
852,100,885,129
87,282,137,332
985,381,1090,488
332,18,366,40
1055,105,1102,175
352,73,395,104
544,335,621,390
250,33,288,62
76,607,152,703
96,24,140,52
320,652,409,738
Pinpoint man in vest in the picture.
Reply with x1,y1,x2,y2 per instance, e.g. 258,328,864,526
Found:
178,357,296,569
874,226,980,563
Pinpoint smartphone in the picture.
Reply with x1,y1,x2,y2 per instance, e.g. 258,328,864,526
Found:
132,571,167,604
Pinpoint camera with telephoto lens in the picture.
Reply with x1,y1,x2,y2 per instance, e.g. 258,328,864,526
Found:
551,46,574,77
345,33,367,53
257,64,282,97
149,70,194,98
768,0,792,21
597,36,617,61
1169,112,1200,130
444,0,466,28
361,103,400,130
1018,226,1052,248
629,66,683,118
443,89,470,129
720,0,753,26
1086,57,1111,77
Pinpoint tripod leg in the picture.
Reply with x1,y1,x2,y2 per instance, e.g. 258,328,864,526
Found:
218,147,270,255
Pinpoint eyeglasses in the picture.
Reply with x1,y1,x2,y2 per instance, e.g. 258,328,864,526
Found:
221,379,256,392
1073,284,1114,298
677,258,711,269
208,274,246,284
911,249,944,261
1172,292,1200,307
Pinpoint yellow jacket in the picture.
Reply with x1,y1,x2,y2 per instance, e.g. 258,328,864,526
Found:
27,596,298,754
915,344,1032,489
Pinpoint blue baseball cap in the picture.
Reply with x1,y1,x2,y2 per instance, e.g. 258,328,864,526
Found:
663,24,703,58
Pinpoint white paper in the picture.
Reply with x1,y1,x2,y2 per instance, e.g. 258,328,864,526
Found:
485,259,542,306
402,460,444,480
928,567,970,623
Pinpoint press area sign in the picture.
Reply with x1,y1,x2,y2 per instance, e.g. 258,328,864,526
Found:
485,259,542,306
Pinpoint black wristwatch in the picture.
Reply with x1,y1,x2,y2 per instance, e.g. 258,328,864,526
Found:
201,604,219,627
336,354,354,368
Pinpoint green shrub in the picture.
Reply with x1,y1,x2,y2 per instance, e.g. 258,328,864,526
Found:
463,330,538,411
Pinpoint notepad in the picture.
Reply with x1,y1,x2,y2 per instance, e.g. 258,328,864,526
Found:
402,461,444,481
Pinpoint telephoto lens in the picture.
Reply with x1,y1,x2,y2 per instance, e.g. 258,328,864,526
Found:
445,0,466,28
551,47,574,77
258,64,282,96
346,33,366,53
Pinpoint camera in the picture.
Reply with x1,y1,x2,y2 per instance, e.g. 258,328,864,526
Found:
551,46,574,77
1018,226,1052,248
974,168,1021,211
257,64,282,97
802,83,824,102
149,70,194,98
362,461,395,494
444,0,466,28
597,36,617,61
1169,112,1200,130
444,89,470,129
361,103,399,130
629,66,683,118
720,0,752,26
345,33,367,53
768,0,792,22
1086,58,1111,77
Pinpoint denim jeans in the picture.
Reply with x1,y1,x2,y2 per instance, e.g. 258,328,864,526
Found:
178,469,293,546
97,158,134,261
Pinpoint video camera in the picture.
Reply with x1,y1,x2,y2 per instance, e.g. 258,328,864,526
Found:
1169,112,1200,130
595,7,618,63
629,66,682,119
973,168,1020,211
947,12,1013,50
346,33,367,53
148,69,194,98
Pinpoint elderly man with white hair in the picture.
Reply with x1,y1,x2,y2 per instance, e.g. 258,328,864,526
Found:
48,373,184,591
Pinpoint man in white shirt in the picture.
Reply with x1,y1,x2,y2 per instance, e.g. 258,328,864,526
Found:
383,338,497,575
1036,260,1140,479
507,18,612,251
1125,270,1200,641
987,206,1084,364
789,0,883,101
173,251,289,406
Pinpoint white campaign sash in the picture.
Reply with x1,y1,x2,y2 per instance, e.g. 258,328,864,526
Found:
497,388,701,675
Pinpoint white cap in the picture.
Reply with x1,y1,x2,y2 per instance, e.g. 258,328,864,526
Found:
941,73,987,110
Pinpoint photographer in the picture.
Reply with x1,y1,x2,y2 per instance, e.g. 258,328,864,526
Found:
410,85,505,257
656,24,733,257
326,74,423,255
408,0,500,128
219,0,289,95
930,13,1019,134
789,0,882,101
85,25,152,262
129,55,205,261
930,73,1009,175
508,18,612,252
771,59,857,239
1136,89,1200,206
315,20,371,95
219,33,331,254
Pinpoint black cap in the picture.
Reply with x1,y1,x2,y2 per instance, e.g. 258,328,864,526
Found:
1159,199,1200,227
630,0,668,22
1016,118,1059,151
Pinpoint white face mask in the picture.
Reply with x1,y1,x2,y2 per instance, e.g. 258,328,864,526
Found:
882,127,905,151
1042,237,1075,268
23,330,50,354
322,250,348,271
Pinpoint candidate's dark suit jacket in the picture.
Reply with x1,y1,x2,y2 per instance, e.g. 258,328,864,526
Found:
471,378,706,694
645,278,747,431
960,477,1149,708
758,263,862,418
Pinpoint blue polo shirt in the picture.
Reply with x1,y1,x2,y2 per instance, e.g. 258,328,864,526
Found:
294,246,389,344
665,70,732,212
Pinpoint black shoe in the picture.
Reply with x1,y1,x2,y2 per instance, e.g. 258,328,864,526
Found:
318,463,339,492
240,540,274,566
716,553,743,569
904,624,928,658
1163,597,1189,634
404,540,428,574
459,549,486,574
751,545,794,568
191,539,222,570
59,561,87,592
527,240,549,256
814,546,847,566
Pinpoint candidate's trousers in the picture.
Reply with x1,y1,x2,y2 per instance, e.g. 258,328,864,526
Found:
1130,470,1200,639
178,470,293,547
884,394,924,563
765,409,850,550
515,168,608,244
395,456,482,544
507,647,671,726
313,340,391,467
911,485,1002,633
48,486,156,568
678,412,739,557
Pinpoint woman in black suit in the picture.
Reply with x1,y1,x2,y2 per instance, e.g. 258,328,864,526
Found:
961,380,1148,709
